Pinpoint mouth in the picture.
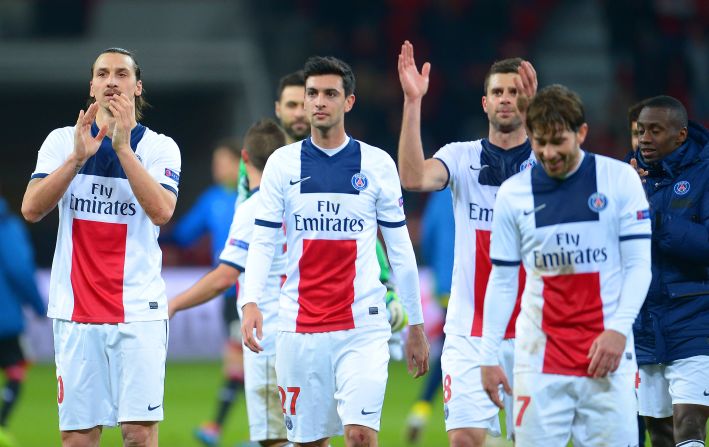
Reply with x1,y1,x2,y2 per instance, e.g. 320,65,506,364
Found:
313,112,328,119
639,148,656,158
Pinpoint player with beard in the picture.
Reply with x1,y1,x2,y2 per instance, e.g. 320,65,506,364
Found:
397,40,536,446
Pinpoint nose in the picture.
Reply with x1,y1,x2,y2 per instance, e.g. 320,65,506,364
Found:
295,104,305,117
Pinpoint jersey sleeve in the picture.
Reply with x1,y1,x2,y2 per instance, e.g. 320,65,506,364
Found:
375,155,406,228
432,143,459,190
617,163,652,240
489,182,522,266
219,201,254,273
32,128,73,179
145,135,181,196
242,152,285,306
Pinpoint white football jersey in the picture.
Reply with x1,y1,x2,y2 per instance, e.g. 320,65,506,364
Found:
434,139,535,337
490,153,651,376
252,137,409,333
32,123,181,323
219,189,286,354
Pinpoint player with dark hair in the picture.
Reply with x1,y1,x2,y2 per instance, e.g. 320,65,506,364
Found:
241,56,429,447
22,47,180,447
170,119,290,447
632,95,709,447
397,40,536,446
480,84,651,445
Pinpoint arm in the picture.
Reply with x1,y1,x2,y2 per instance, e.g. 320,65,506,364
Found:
480,264,518,408
587,237,651,378
22,104,108,222
397,40,448,192
110,94,177,226
168,263,239,318
240,154,284,353
380,224,429,378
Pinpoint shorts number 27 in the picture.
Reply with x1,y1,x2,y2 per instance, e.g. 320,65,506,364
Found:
278,386,301,415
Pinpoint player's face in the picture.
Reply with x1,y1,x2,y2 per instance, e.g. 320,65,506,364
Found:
89,52,142,112
636,107,687,164
275,85,309,142
211,147,240,186
531,124,588,179
482,73,524,133
304,74,355,133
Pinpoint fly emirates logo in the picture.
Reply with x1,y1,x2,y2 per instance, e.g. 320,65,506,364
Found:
533,232,608,270
293,200,365,233
69,183,137,216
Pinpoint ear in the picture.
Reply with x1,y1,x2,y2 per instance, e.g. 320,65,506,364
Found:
482,95,488,113
274,100,282,119
241,148,250,164
676,127,688,146
135,79,143,97
89,80,95,98
344,94,356,113
576,123,589,146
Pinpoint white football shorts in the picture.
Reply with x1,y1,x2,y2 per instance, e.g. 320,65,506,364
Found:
514,371,638,446
243,349,286,441
275,325,390,443
637,355,709,418
53,319,168,431
441,335,514,439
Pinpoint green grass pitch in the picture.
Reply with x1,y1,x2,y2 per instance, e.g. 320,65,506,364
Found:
6,360,459,447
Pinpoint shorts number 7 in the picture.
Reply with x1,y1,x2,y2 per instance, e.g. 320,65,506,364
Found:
278,386,301,415
515,395,531,427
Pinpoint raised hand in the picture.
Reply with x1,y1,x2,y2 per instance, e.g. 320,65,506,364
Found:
398,40,431,101
73,102,108,164
108,92,134,152
514,60,538,115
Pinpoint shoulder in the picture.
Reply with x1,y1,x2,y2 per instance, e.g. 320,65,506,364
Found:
43,126,74,146
435,140,482,158
140,127,180,153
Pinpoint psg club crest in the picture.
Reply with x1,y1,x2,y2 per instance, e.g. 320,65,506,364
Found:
587,192,608,212
673,180,690,195
351,173,368,191
519,159,536,171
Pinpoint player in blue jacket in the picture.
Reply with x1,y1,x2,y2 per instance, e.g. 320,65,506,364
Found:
631,95,709,447
0,195,46,444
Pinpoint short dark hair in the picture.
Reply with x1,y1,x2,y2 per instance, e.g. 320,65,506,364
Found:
525,84,586,136
277,70,305,101
88,47,150,121
303,56,355,96
244,119,287,171
214,138,241,159
483,57,523,94
640,95,688,130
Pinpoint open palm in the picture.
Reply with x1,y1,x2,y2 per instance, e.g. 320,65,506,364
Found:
73,102,108,162
398,40,431,100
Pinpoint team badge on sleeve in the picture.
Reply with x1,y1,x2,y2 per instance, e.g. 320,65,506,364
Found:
398,196,404,207
587,192,608,212
673,180,690,195
636,209,650,220
351,173,368,191
164,168,180,183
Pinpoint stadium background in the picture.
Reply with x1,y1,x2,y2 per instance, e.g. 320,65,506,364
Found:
1,0,707,445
